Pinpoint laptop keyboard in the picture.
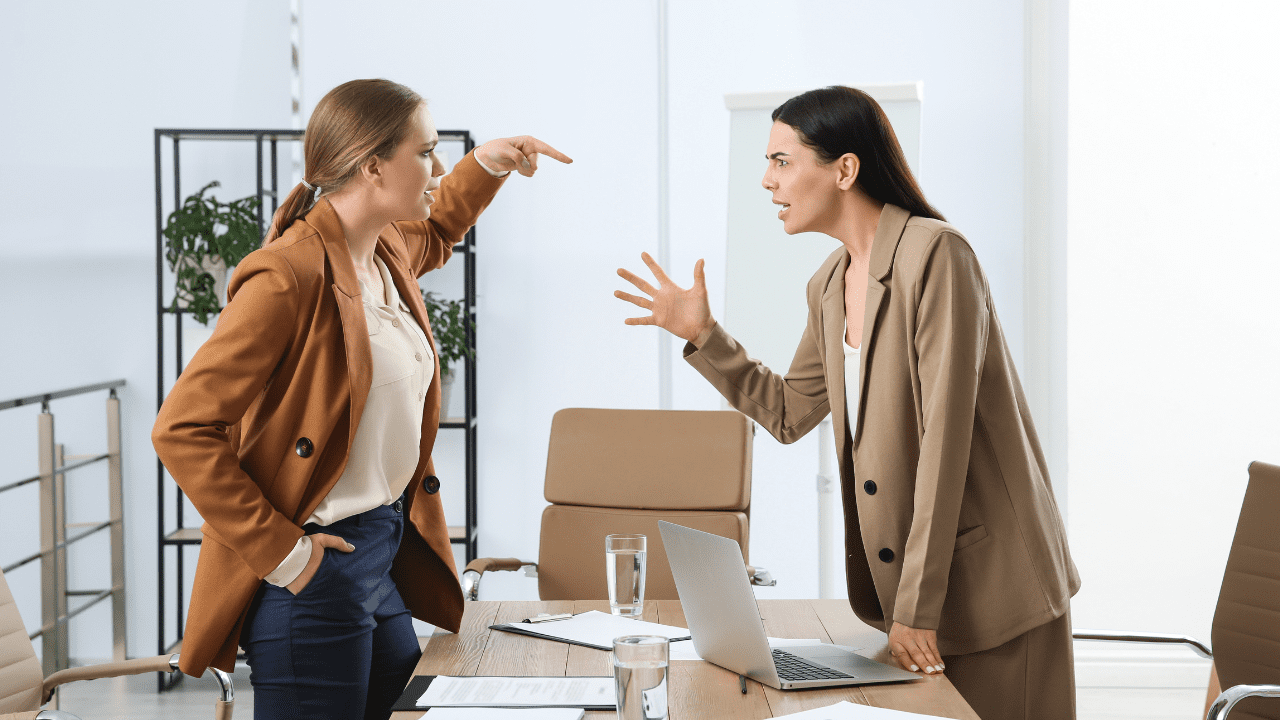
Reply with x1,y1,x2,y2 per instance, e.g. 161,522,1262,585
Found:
771,648,857,681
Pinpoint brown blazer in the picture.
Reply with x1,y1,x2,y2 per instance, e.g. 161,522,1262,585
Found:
152,152,504,676
685,204,1079,655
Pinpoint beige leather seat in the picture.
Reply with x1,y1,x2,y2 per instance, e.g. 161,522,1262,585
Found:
463,408,774,601
0,567,233,720
1074,460,1280,720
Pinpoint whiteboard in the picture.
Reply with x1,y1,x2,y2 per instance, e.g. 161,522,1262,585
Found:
723,84,922,373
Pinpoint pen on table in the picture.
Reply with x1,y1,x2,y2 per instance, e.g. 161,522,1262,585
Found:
523,612,574,623
739,674,747,694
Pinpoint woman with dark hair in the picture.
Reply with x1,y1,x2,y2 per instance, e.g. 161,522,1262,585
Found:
153,78,570,719
616,86,1078,720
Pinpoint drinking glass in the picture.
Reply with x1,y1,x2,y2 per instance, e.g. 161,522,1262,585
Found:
613,635,668,720
605,533,647,618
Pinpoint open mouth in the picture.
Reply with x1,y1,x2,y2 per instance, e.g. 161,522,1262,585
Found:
424,190,435,204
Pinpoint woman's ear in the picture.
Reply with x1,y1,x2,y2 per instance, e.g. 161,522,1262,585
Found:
359,154,384,187
836,153,860,191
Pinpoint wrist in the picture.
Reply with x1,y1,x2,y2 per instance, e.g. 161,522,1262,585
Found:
473,147,511,178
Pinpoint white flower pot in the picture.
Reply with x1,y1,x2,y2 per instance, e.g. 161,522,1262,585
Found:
439,366,456,421
174,255,228,309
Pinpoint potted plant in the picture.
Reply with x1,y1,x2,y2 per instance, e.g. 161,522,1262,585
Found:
422,290,475,420
163,180,262,325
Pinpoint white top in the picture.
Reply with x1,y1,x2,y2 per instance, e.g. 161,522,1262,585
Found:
265,255,434,586
844,337,860,441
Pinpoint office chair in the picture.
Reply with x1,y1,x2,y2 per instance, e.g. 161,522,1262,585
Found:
463,408,776,601
1073,460,1280,720
0,567,233,720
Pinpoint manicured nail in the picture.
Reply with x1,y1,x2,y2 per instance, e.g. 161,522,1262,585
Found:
910,664,919,671
347,543,355,550
938,662,945,670
522,159,531,168
925,666,934,673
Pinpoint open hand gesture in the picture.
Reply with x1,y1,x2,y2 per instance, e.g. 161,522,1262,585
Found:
476,135,573,177
615,253,715,344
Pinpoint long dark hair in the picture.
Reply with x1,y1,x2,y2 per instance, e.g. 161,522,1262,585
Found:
264,79,425,244
772,86,945,222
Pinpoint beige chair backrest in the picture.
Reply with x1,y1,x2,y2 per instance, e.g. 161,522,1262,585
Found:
537,408,753,601
0,569,44,714
1211,460,1280,720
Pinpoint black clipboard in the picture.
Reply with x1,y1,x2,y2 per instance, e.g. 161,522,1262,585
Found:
391,675,616,712
489,623,693,652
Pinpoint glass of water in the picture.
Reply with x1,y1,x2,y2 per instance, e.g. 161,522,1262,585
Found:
605,533,647,618
613,635,668,720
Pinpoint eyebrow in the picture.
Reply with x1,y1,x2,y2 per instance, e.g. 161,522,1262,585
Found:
423,139,439,150
766,151,790,160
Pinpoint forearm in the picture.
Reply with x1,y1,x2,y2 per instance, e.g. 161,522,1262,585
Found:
683,322,828,444
399,151,506,276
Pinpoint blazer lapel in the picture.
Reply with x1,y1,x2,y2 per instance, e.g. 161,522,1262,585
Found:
852,204,913,449
821,250,850,454
303,200,372,459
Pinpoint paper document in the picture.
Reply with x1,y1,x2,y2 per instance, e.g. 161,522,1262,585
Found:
425,708,585,720
775,700,948,719
419,676,614,708
668,637,827,662
496,610,692,651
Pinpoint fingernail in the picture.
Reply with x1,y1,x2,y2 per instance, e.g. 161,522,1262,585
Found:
347,543,355,550
925,666,934,673
910,665,919,671
522,159,531,168
938,663,946,670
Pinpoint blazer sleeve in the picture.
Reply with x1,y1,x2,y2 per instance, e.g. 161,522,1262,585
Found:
393,150,506,278
682,300,830,444
893,232,990,631
151,250,306,581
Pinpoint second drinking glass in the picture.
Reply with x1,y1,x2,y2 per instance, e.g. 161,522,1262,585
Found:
605,533,647,618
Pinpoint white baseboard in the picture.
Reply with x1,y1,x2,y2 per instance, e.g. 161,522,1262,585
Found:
1074,642,1213,689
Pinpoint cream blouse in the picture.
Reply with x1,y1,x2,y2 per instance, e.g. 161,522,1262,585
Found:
844,338,860,442
265,255,434,586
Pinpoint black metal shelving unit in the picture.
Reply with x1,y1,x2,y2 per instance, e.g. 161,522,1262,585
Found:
154,128,479,690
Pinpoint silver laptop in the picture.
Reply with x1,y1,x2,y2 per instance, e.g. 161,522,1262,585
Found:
658,521,920,690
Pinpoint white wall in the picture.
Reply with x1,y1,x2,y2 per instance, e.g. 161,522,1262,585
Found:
0,0,291,660
1,0,1048,660
1067,0,1280,666
302,0,1034,601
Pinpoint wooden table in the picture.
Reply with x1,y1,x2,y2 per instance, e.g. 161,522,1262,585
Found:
392,599,978,719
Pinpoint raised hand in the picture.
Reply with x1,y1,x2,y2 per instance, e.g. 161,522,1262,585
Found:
476,135,573,177
615,253,715,344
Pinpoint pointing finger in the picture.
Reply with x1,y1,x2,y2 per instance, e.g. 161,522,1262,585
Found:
524,137,573,164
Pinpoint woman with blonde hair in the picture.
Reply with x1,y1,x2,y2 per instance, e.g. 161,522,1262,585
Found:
153,78,570,719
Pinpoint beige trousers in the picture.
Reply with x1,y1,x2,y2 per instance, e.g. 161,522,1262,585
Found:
942,611,1076,720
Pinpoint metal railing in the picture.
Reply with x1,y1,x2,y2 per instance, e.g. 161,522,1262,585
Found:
0,379,127,678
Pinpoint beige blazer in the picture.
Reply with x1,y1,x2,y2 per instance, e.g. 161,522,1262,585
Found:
685,204,1079,655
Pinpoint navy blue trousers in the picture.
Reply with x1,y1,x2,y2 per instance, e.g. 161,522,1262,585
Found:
241,499,421,720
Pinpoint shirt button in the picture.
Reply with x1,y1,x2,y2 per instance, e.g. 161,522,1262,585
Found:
393,319,400,328
415,353,422,362
418,391,424,401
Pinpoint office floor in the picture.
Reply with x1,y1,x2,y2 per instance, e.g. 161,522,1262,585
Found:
52,657,1209,720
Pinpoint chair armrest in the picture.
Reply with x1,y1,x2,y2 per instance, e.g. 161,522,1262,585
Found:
1207,684,1280,720
42,654,234,719
1071,629,1212,658
461,558,538,601
745,565,776,587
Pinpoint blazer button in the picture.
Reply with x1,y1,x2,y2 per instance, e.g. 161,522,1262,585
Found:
878,548,895,563
295,437,314,458
424,475,441,494
863,480,877,495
